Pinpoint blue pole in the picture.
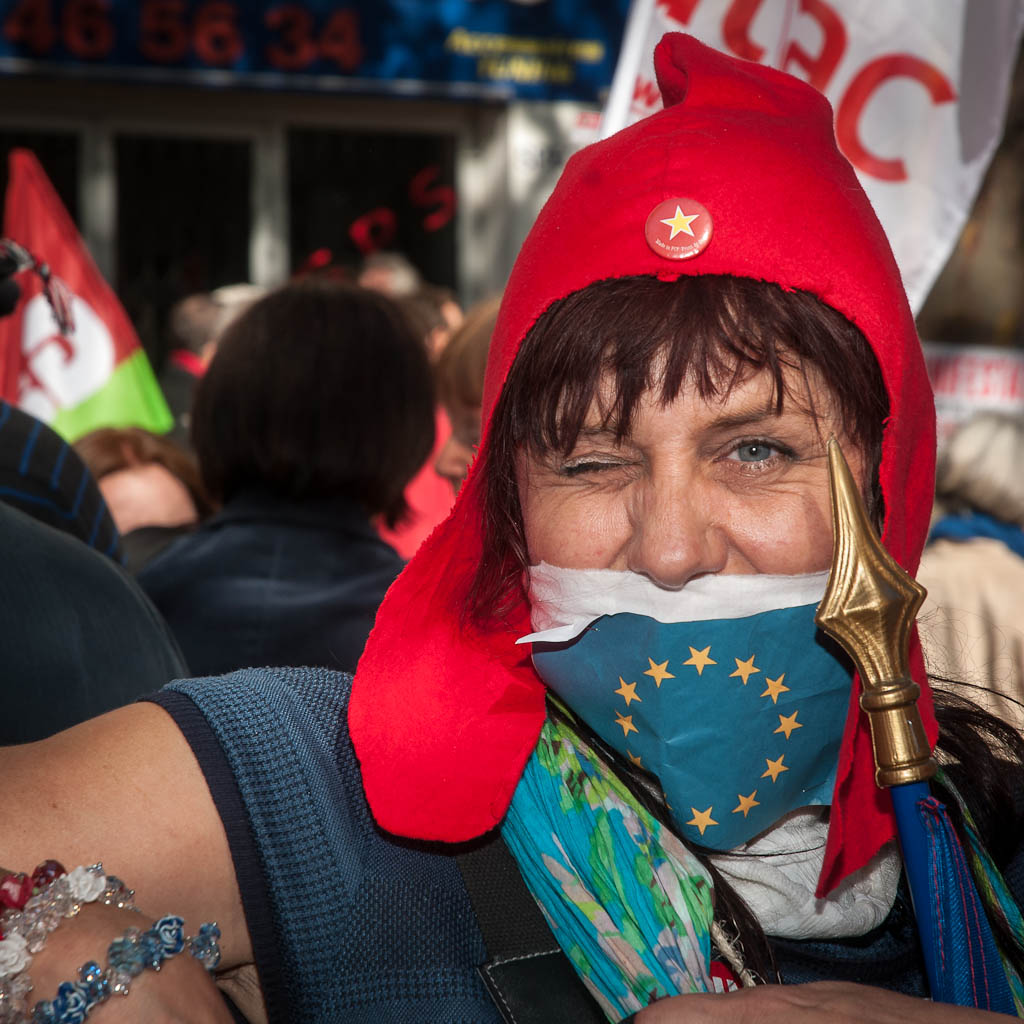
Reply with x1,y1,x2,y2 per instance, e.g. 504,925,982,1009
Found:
889,781,939,995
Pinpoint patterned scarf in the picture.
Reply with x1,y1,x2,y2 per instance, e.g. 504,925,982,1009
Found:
938,769,1024,1016
502,712,715,1021
502,721,1024,1021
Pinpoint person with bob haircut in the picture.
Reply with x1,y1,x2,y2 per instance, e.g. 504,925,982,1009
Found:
134,279,435,678
3,36,1024,1024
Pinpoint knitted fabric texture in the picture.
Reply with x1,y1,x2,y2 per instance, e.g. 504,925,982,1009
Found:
349,33,937,897
163,668,499,1024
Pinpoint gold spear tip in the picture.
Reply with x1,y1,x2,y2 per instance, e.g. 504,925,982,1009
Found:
815,439,934,787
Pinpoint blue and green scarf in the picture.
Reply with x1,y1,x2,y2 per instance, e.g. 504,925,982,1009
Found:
504,714,1024,1021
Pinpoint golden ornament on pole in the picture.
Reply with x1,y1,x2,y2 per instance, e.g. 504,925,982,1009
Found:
815,438,936,788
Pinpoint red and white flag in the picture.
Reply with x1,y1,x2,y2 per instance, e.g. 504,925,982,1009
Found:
602,0,1024,312
0,149,171,440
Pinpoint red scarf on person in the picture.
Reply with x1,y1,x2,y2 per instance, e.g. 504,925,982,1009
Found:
350,34,936,897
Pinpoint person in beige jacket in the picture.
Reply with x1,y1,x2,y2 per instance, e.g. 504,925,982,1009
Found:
918,411,1024,731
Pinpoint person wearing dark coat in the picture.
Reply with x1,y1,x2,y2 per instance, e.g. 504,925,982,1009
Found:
137,280,435,677
0,399,119,559
0,500,186,745
138,490,407,677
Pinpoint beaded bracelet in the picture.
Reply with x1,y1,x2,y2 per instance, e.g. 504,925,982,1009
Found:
31,916,221,1024
0,863,136,1023
0,862,219,1024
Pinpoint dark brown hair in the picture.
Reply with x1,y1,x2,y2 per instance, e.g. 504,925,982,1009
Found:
191,280,435,525
470,274,889,626
74,426,215,519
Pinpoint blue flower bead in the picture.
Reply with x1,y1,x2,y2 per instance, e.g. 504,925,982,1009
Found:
48,980,88,1024
152,916,186,957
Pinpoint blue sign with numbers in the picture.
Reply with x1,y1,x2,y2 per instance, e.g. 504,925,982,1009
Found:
0,0,629,101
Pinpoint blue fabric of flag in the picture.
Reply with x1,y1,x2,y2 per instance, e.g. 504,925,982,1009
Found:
531,602,853,851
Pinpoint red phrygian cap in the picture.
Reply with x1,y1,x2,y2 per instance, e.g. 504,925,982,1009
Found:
350,34,937,896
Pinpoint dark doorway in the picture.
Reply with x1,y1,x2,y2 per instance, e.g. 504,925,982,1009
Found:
289,127,456,289
0,130,79,225
116,135,251,367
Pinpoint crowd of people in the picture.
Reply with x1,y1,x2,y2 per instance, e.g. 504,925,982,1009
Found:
1,31,1024,1024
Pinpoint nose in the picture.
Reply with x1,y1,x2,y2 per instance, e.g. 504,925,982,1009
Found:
434,435,476,492
626,476,728,588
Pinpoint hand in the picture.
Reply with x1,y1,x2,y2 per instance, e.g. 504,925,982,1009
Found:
635,981,1010,1023
28,903,233,1023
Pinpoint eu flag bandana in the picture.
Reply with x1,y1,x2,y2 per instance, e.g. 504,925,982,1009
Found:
520,565,854,852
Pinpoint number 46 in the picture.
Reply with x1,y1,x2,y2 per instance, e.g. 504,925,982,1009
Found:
4,0,115,61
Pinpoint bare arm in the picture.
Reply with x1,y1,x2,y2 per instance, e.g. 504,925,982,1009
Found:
636,981,1012,1023
1,701,252,970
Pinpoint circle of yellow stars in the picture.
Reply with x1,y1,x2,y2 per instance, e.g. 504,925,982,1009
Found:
611,647,804,837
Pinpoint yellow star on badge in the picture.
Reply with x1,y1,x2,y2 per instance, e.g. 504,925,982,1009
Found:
615,677,641,706
687,806,718,835
774,711,803,739
683,645,716,676
761,755,788,782
760,674,790,704
730,655,760,685
627,750,644,767
732,791,760,817
615,711,638,738
660,205,699,240
644,658,675,688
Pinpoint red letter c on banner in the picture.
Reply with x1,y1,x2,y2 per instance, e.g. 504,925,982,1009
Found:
836,54,956,181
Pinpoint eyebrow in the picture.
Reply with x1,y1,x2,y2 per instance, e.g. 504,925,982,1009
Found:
577,402,801,440
702,405,793,432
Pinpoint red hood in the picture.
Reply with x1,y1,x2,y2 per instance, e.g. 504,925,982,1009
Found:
350,33,936,896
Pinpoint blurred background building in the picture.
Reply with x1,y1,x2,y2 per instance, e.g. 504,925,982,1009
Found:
0,0,628,366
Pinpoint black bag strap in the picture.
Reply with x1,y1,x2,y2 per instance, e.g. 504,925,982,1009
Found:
456,832,607,1024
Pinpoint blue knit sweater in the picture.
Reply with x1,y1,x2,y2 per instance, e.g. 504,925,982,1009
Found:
151,667,1024,1021
152,667,500,1024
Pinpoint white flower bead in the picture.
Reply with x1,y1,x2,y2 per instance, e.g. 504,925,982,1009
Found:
67,866,105,903
0,932,30,980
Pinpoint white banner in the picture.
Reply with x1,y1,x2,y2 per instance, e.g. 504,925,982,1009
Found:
602,0,1024,313
922,341,1024,447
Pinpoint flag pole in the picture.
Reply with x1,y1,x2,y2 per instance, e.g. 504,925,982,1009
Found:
815,439,1016,1011
601,0,657,139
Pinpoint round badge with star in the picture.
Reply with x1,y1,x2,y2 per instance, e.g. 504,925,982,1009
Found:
644,197,713,260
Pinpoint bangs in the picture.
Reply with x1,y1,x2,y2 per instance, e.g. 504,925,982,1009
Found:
500,275,882,458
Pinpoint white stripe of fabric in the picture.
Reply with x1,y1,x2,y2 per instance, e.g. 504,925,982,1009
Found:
518,563,830,645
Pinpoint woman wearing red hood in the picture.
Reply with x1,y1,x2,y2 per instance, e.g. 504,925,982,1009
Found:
3,35,1024,1024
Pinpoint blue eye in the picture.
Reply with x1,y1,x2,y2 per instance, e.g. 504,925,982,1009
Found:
734,443,776,463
